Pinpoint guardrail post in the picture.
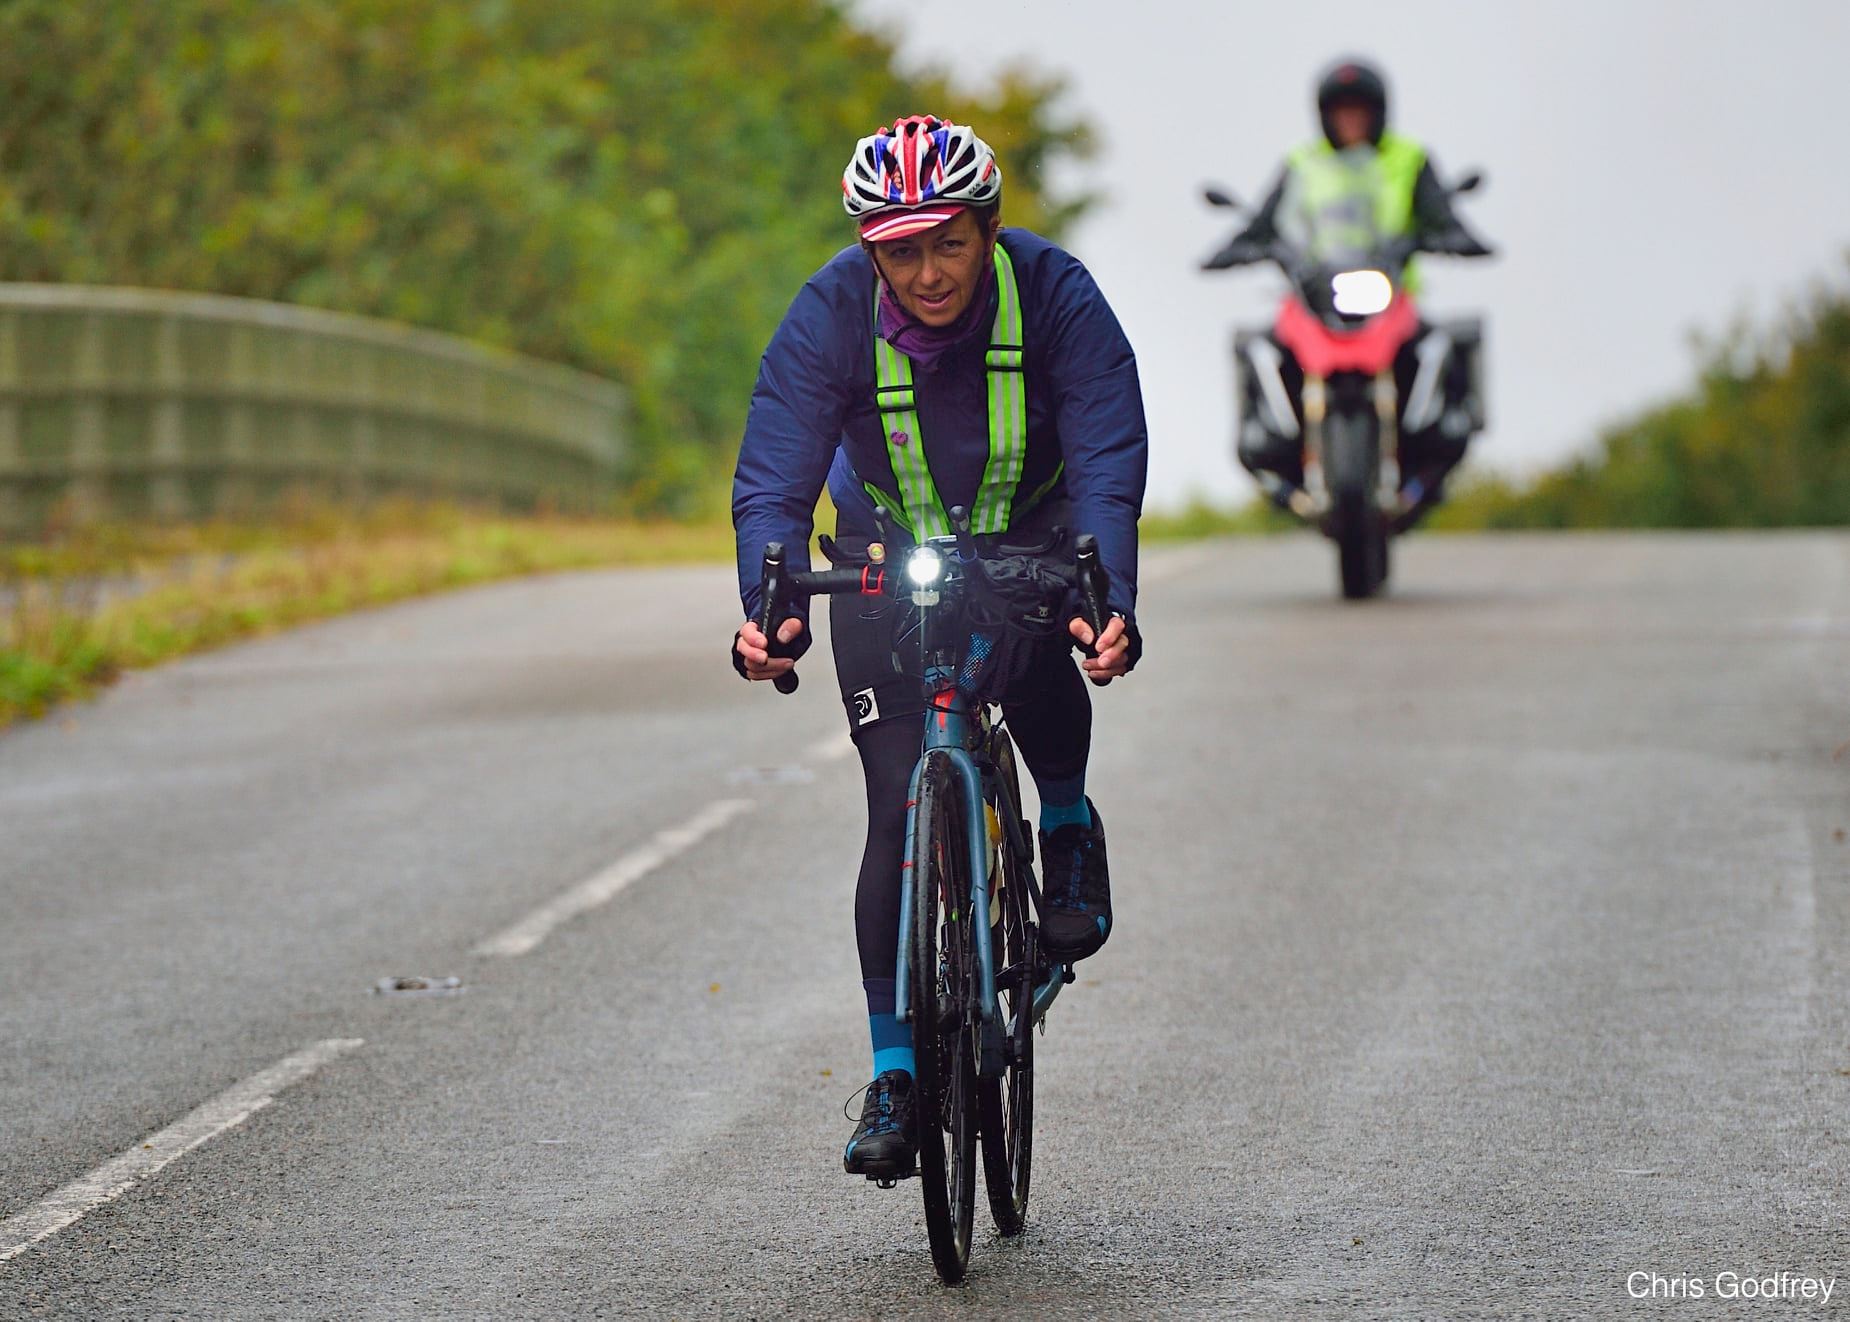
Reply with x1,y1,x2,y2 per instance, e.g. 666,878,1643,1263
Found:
0,307,20,535
68,310,107,524
350,347,377,506
221,320,256,518
151,311,185,522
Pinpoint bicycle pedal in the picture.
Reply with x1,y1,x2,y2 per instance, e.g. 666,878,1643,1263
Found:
873,1178,899,1190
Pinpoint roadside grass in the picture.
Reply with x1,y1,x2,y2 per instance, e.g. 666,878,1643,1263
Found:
0,503,733,728
2,491,1294,730
1140,494,1288,540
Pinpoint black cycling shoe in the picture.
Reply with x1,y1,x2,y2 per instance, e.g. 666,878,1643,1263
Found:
843,1069,917,1179
1039,799,1112,960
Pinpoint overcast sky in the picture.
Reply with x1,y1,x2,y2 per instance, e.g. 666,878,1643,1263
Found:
852,0,1850,507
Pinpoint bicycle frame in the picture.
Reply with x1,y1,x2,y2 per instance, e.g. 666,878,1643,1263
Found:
891,554,1067,1043
756,519,1097,1063
893,707,998,1028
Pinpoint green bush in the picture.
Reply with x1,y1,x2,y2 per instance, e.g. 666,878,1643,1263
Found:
1440,273,1850,529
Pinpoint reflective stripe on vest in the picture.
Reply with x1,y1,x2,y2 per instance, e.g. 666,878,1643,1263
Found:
871,245,1025,538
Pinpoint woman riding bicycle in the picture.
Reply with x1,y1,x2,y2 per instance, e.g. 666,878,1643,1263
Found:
731,115,1147,1179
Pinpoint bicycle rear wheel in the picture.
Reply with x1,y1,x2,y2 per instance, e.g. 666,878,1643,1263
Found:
978,735,1034,1235
909,752,978,1285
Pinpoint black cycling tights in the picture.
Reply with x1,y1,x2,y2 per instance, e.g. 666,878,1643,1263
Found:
853,648,1092,984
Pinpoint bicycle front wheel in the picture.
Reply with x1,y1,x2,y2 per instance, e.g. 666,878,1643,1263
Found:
978,734,1034,1235
909,751,978,1284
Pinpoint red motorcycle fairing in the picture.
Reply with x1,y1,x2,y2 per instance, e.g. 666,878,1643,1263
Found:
1273,291,1419,378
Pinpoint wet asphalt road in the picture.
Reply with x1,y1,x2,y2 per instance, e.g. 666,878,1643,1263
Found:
2,533,1847,1319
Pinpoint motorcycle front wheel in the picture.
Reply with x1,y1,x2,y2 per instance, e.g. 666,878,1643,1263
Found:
1323,409,1389,600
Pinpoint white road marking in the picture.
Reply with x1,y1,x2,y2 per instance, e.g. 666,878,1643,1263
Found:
473,799,754,958
0,1038,363,1263
807,730,857,763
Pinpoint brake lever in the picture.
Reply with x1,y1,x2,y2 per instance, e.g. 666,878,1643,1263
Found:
757,542,799,695
872,504,900,560
947,505,980,561
1074,534,1112,687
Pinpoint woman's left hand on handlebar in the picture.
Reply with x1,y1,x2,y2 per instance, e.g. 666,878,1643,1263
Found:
1069,614,1132,683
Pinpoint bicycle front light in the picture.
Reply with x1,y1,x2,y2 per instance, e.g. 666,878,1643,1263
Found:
905,545,945,587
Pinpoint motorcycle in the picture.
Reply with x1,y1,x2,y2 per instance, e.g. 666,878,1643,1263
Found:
1201,174,1488,599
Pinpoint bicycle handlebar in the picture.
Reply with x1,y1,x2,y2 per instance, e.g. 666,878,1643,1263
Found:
756,543,892,694
755,506,1110,697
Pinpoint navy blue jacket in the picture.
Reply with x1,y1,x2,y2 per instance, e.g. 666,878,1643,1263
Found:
733,229,1147,622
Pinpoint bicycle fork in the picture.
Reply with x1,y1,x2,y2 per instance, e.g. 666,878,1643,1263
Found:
894,746,1001,1033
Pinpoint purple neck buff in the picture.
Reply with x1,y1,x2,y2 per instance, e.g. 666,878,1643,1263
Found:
876,258,996,372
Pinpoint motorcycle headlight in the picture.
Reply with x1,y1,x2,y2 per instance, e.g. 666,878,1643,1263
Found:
904,545,945,587
1331,269,1393,317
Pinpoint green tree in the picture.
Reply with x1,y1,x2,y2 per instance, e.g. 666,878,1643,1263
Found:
0,0,1097,510
1438,270,1850,529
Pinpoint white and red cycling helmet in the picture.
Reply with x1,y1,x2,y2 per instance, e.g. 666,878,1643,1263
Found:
842,115,1002,242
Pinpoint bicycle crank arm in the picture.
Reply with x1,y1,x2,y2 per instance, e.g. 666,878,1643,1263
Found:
1029,963,1074,1028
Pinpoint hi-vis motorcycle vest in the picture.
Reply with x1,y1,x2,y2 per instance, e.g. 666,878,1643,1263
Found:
1283,132,1428,288
868,245,1056,539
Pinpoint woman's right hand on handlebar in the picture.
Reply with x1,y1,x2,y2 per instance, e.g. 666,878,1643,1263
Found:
733,618,804,681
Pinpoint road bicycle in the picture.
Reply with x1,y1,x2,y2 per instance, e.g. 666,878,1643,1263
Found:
756,506,1109,1283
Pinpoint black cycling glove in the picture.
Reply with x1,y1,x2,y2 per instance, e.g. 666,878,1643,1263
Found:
731,618,812,681
1073,613,1142,674
1115,615,1144,674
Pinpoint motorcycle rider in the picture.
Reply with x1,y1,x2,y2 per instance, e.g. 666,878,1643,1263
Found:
732,116,1145,1180
1204,57,1493,521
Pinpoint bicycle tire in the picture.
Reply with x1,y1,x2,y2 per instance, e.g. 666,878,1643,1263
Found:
978,733,1034,1235
909,751,978,1284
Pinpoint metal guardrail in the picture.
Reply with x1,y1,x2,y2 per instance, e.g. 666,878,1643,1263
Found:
0,284,628,533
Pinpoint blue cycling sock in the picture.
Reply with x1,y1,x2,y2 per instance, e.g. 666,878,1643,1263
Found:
863,979,914,1079
869,1015,914,1080
1035,772,1092,832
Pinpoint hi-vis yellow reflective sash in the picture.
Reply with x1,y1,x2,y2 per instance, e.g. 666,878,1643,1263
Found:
1284,132,1428,290
868,245,1025,538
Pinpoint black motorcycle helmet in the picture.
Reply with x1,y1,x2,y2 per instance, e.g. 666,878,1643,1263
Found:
1316,57,1388,147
